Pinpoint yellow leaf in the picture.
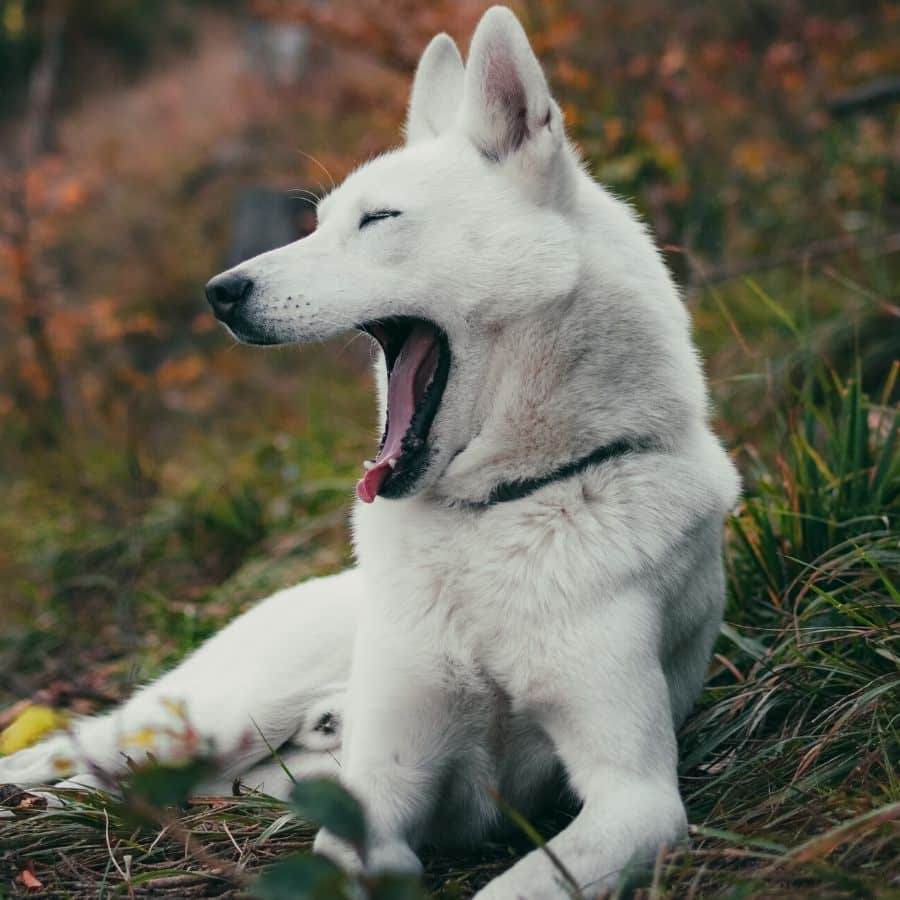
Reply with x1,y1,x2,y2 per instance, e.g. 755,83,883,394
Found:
160,698,187,720
0,705,67,756
52,757,75,775
122,727,160,749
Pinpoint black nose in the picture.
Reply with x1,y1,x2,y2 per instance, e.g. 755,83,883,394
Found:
205,271,254,322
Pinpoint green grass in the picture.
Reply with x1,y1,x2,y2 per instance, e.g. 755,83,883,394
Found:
671,364,900,896
1,341,897,898
0,342,372,702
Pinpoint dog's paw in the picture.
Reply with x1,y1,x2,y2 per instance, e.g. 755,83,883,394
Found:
312,827,364,875
0,736,77,786
313,828,422,880
367,839,422,877
471,850,595,900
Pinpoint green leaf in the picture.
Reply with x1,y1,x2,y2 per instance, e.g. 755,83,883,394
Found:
691,825,785,853
370,872,429,900
125,757,217,811
254,854,349,900
289,779,367,847
255,812,299,846
744,278,799,336
719,622,767,661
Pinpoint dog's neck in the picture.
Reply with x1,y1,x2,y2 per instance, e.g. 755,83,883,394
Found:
458,435,662,508
434,282,703,507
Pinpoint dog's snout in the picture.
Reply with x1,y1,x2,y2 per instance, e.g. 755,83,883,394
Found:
205,271,254,322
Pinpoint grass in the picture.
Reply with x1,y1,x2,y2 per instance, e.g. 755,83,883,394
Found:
1,332,898,897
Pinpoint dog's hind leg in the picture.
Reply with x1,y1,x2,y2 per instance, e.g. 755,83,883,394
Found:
0,569,361,791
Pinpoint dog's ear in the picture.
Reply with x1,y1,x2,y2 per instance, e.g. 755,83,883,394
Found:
461,6,563,164
405,33,465,144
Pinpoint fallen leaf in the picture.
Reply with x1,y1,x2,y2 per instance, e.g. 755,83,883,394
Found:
16,866,44,891
0,785,48,810
0,699,32,730
0,706,67,756
0,784,26,806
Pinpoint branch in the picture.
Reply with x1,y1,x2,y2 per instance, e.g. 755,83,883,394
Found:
683,231,900,290
7,1,69,437
828,77,900,118
21,1,66,159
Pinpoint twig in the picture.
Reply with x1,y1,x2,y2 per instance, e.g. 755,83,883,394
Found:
250,716,297,788
649,842,669,899
685,231,900,290
222,820,243,860
147,821,172,854
103,808,131,887
7,0,69,437
828,77,900,118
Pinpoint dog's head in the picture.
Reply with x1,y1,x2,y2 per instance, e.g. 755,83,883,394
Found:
206,6,705,506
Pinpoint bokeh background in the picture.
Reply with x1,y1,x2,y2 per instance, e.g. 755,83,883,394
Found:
0,2,898,896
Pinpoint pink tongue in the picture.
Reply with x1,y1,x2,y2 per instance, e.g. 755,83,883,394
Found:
357,324,440,503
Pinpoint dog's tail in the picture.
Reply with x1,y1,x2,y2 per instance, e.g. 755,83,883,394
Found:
0,569,361,795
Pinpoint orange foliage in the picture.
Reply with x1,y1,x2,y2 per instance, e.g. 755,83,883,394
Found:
156,355,206,389
0,0,897,444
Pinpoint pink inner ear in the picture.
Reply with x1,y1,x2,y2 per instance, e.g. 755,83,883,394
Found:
483,43,529,155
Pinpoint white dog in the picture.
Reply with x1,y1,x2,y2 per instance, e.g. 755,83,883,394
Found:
0,7,740,897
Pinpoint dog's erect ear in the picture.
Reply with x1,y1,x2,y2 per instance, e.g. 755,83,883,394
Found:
461,6,563,163
405,33,465,144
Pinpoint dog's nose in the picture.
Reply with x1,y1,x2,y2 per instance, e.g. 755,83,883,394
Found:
205,271,254,322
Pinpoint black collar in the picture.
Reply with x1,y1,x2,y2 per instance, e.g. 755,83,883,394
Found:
471,435,659,508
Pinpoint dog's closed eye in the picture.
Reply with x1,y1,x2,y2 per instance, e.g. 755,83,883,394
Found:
359,209,402,230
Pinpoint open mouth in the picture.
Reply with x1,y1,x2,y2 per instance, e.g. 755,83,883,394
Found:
356,316,451,503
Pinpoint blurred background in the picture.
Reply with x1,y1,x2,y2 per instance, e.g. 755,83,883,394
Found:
0,0,897,711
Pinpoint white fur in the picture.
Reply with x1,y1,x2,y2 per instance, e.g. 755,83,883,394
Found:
0,7,740,896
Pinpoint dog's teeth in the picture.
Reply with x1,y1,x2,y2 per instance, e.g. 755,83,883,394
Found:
363,460,374,471
388,458,398,469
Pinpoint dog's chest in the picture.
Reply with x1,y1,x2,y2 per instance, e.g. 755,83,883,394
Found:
353,491,603,689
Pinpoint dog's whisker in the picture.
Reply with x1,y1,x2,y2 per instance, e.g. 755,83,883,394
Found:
295,148,336,191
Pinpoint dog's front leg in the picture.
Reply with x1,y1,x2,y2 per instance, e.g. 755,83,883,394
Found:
476,596,687,899
312,606,455,877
